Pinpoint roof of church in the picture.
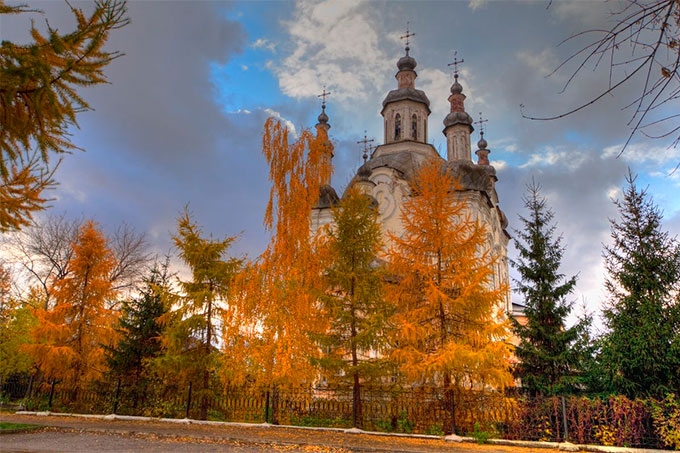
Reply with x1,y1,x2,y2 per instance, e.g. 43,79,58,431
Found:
443,110,474,128
314,184,340,209
382,87,430,109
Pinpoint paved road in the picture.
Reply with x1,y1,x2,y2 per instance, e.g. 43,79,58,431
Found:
0,413,551,453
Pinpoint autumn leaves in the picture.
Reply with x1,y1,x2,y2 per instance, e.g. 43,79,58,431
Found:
15,118,512,397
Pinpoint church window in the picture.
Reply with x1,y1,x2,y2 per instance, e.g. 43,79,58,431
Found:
395,114,401,140
411,114,417,139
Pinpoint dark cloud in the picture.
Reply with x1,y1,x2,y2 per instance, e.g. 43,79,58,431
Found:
5,1,679,322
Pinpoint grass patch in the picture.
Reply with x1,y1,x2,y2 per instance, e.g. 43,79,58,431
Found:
0,422,42,432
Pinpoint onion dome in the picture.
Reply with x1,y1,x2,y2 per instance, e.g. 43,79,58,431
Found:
316,104,330,130
397,46,417,72
443,111,473,128
475,131,490,166
450,80,463,95
314,184,340,209
477,134,488,150
357,162,372,179
443,74,473,129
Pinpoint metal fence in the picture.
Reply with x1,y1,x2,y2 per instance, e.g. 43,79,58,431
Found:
0,378,666,448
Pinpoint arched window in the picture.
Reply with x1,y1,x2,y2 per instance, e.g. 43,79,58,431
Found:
411,114,418,139
394,114,401,140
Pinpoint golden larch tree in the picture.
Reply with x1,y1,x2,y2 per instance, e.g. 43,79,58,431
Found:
24,220,118,386
0,1,129,230
387,157,513,394
315,185,393,428
230,118,331,387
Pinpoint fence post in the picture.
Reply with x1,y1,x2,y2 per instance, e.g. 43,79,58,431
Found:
112,378,121,415
264,390,270,424
48,378,56,409
561,396,569,442
185,381,192,419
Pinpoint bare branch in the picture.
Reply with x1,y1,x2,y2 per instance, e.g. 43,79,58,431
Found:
527,0,680,153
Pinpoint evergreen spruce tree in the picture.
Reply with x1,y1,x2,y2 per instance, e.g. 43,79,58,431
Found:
106,260,170,385
511,180,583,395
599,171,680,397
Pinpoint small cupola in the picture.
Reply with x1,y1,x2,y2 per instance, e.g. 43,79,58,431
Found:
380,27,431,145
442,58,474,161
475,130,490,165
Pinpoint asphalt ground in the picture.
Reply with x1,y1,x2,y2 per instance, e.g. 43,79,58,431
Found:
0,412,555,453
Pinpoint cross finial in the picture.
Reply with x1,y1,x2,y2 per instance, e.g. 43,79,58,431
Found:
447,51,464,80
357,131,375,163
318,87,331,108
400,22,415,51
475,112,488,134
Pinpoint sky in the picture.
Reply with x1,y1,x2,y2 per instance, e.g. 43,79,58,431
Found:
3,0,680,331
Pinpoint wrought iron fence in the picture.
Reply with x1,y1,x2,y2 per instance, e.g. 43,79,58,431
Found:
0,377,666,448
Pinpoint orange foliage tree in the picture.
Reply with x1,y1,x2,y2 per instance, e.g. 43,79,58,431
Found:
0,1,129,230
23,220,118,386
387,157,513,395
228,118,331,387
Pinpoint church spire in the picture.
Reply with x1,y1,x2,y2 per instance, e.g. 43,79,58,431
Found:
443,53,474,161
316,87,331,131
475,113,490,166
380,24,431,146
314,88,334,186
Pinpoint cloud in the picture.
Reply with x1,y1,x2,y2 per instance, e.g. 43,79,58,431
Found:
468,0,488,11
264,108,298,136
490,160,507,171
603,143,680,166
274,0,390,102
520,146,589,170
252,38,276,52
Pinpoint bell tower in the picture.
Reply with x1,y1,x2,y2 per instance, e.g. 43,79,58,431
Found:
380,26,431,147
442,55,474,161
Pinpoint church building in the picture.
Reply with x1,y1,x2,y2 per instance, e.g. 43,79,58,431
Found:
311,42,511,312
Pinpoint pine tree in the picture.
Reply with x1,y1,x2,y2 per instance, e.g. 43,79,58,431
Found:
0,1,129,230
599,171,680,397
511,180,584,395
106,260,170,385
315,185,393,428
23,220,117,387
387,157,512,421
158,209,242,419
